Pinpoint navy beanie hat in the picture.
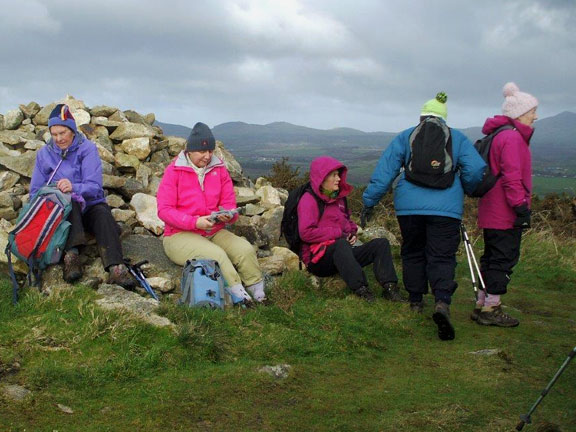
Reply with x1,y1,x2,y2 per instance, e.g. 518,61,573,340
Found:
48,104,77,134
186,122,216,152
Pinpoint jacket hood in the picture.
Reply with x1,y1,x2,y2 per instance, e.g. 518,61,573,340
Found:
482,115,534,143
173,150,224,171
309,156,353,201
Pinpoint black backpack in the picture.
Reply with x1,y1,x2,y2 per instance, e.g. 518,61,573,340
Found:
405,117,455,189
280,182,326,255
469,125,514,197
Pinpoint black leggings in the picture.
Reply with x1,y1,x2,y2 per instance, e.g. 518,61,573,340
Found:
66,201,124,270
307,238,398,292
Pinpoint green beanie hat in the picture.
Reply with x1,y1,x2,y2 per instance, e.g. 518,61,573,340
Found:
421,92,448,120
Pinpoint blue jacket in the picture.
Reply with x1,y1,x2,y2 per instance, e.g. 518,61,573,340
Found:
30,134,106,209
363,123,485,220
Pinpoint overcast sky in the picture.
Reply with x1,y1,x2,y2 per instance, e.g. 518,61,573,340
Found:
1,0,575,132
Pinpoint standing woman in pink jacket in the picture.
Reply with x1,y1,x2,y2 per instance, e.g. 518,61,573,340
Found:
475,82,538,327
157,123,264,305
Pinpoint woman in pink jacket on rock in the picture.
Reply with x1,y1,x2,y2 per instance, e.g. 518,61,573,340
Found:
297,156,399,302
474,82,538,327
157,122,264,305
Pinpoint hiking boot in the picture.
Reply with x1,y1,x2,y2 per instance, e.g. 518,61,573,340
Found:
432,301,455,341
410,301,424,314
108,264,137,290
476,305,519,327
382,282,404,302
63,251,83,283
470,307,482,321
356,286,375,303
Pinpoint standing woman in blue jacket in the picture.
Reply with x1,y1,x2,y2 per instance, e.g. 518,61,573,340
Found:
362,93,485,341
30,104,135,288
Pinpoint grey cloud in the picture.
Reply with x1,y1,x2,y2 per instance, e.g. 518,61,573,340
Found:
0,0,574,131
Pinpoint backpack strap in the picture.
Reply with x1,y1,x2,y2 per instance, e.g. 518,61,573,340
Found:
4,243,19,304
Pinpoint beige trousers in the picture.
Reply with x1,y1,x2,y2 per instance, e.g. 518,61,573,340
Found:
163,229,262,287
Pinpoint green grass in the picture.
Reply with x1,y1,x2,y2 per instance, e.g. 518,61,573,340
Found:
1,231,575,431
533,176,576,197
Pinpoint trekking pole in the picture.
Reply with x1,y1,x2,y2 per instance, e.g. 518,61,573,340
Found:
125,259,159,301
460,224,487,299
516,346,576,430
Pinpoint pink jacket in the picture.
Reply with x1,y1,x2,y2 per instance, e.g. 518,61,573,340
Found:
297,156,357,265
478,115,533,230
157,151,239,237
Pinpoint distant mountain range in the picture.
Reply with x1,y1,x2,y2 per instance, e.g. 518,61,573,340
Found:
156,111,576,183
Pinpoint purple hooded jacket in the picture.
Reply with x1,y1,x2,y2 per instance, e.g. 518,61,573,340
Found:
297,156,357,265
30,134,106,209
478,115,533,230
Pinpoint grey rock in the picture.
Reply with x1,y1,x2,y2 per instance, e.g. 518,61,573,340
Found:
258,364,292,379
96,284,172,328
130,193,163,235
118,178,147,200
122,234,182,293
106,194,126,208
120,137,151,160
102,174,126,189
469,349,503,356
123,110,147,125
4,109,24,130
90,105,118,117
57,403,74,414
136,164,152,189
33,102,57,126
114,152,140,171
109,110,129,123
143,113,155,125
359,226,399,247
19,101,41,118
0,171,20,191
0,130,35,146
2,384,31,402
0,151,37,177
109,123,155,141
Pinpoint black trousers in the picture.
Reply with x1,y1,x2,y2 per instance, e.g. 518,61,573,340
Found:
480,228,523,295
66,201,124,270
307,238,398,292
397,215,461,304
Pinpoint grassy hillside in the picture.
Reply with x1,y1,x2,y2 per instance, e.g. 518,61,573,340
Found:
1,226,575,431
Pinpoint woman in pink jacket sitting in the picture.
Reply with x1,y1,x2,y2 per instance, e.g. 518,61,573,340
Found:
297,156,399,302
474,82,538,327
157,122,264,305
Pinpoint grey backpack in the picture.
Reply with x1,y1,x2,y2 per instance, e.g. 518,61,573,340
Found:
180,259,230,309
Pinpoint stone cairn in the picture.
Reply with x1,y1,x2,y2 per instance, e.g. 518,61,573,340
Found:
0,96,304,320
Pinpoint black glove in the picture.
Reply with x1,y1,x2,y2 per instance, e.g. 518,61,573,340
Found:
513,204,531,229
360,206,374,228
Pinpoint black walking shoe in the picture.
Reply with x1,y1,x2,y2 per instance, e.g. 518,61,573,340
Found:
63,251,83,283
477,305,519,327
410,301,424,314
108,264,137,290
355,286,375,303
470,307,482,321
381,282,404,302
432,301,455,341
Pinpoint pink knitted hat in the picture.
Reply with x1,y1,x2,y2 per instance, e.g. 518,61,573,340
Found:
502,82,538,119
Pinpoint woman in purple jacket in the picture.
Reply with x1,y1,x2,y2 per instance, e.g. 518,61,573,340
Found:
474,82,538,327
30,104,134,288
297,156,399,302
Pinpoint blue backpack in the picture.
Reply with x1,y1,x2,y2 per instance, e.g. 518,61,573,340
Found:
180,259,231,309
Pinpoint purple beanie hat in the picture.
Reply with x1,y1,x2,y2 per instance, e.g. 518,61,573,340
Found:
48,104,77,134
502,82,538,119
